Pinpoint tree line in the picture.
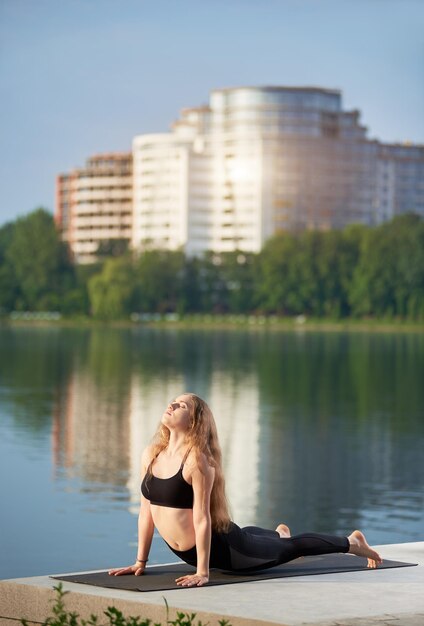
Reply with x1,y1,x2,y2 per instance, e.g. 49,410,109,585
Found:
0,207,423,320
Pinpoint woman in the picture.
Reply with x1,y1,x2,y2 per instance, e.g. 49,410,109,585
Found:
109,393,382,587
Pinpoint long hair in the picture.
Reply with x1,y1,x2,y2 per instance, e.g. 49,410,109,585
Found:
146,393,232,533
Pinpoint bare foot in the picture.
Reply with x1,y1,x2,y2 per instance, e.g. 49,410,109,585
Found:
347,530,383,568
275,523,291,538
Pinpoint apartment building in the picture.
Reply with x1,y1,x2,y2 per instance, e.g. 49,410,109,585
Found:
132,86,423,256
376,143,424,222
56,153,133,263
132,134,192,252
57,86,424,261
132,107,212,255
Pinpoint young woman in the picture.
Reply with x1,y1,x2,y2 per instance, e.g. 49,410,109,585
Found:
109,393,382,587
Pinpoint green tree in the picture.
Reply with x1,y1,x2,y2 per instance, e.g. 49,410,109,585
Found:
61,263,102,316
337,224,367,316
5,208,74,311
0,221,19,313
133,250,185,313
216,251,256,313
255,233,308,314
88,255,136,320
393,215,424,319
349,214,424,319
177,255,202,314
313,226,365,318
195,253,229,313
255,225,367,317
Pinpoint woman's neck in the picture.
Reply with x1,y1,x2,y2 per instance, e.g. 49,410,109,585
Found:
166,431,190,456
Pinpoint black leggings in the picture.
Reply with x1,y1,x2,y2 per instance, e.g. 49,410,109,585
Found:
165,522,350,572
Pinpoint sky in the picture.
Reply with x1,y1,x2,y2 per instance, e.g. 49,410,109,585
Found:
1,0,423,226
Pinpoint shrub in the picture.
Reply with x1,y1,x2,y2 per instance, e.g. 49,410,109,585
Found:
21,583,232,626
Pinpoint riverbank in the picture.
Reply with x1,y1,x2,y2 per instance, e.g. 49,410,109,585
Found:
2,313,424,333
1,542,423,626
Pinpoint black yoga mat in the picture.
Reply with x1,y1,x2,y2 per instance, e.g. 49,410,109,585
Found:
52,554,417,592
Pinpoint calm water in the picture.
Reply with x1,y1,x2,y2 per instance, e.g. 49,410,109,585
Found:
0,326,423,580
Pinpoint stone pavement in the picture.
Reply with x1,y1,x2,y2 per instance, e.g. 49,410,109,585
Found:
307,617,424,626
1,542,423,626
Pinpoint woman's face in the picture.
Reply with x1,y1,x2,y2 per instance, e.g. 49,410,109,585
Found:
161,394,192,431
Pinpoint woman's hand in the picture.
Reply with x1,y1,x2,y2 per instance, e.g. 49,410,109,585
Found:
175,573,209,587
108,562,146,576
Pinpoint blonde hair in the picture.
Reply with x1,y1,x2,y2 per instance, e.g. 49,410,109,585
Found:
146,393,232,533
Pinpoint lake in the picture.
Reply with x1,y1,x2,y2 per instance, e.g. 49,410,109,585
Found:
0,325,423,580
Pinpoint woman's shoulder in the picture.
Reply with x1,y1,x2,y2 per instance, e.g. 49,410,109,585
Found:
141,444,157,469
186,446,215,475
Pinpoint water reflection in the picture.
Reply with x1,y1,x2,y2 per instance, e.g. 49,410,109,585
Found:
125,330,268,524
127,376,186,512
255,332,424,540
1,326,423,579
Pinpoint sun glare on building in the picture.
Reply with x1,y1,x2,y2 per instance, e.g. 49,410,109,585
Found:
56,86,424,264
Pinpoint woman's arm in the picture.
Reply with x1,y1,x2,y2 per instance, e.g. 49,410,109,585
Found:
109,447,155,576
176,453,215,587
136,496,155,564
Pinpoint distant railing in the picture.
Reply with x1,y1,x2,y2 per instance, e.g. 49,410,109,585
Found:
9,311,62,321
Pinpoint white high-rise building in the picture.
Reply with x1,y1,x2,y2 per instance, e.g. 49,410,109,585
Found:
132,106,213,255
132,134,193,252
58,86,424,262
132,86,388,256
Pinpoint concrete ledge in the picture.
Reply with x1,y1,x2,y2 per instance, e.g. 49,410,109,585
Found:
1,543,424,626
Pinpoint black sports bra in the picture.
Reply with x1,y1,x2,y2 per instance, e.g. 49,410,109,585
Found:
141,447,193,509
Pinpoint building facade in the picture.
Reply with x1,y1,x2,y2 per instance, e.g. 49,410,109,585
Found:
132,134,192,252
376,143,424,222
57,86,424,261
56,153,133,264
132,86,424,256
131,108,212,255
